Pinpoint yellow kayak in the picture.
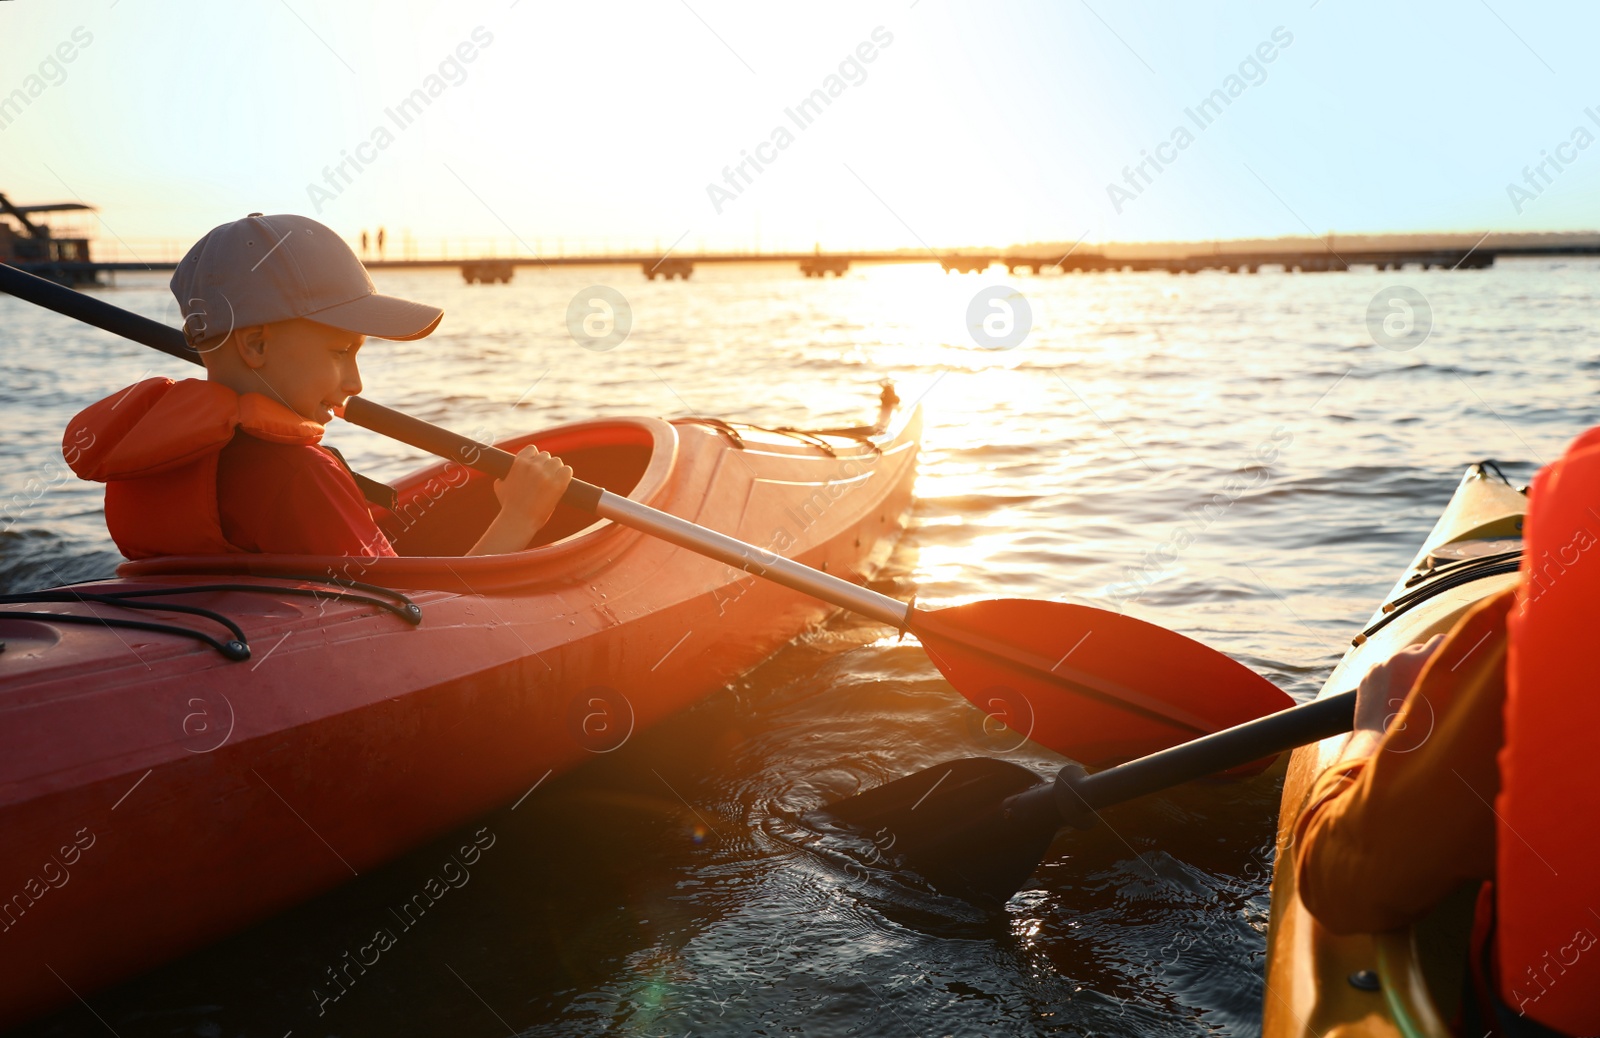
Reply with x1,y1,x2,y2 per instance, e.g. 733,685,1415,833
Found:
1263,464,1526,1036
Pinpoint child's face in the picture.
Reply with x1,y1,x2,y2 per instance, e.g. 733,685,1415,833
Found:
256,318,365,425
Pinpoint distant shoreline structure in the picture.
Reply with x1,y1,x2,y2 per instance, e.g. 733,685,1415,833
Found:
7,191,1600,285
1005,231,1600,262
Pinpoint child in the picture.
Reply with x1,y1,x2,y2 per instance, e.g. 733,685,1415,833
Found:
64,213,570,560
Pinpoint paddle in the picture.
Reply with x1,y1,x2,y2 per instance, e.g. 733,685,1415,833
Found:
0,262,1293,764
802,688,1357,909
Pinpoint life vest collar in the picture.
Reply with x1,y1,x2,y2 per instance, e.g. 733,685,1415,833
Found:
65,377,324,483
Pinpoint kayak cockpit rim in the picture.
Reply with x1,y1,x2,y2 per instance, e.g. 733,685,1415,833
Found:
112,407,917,597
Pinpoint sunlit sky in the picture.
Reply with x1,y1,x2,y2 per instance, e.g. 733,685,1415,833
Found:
4,0,1600,254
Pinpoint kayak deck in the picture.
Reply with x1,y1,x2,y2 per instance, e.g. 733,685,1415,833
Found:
1262,464,1526,1036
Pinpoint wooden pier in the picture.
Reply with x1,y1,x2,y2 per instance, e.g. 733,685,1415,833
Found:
9,202,1600,290
939,254,995,274
379,251,916,283
7,245,1582,287
460,259,514,284
644,258,695,281
997,247,1496,275
799,254,851,277
429,245,1514,283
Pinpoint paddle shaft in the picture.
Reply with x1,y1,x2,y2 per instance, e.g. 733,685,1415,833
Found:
1044,688,1358,826
0,262,912,628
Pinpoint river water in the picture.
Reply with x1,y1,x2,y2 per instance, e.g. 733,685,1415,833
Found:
3,259,1595,1036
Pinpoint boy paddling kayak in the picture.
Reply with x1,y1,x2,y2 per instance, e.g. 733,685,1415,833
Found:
63,213,572,560
0,258,926,1031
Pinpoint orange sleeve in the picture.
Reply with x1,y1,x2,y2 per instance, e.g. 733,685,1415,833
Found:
1292,587,1514,936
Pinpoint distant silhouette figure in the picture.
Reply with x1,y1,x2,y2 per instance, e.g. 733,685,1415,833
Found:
360,230,369,256
377,227,386,260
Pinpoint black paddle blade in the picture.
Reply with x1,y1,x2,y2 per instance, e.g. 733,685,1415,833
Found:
799,758,1063,910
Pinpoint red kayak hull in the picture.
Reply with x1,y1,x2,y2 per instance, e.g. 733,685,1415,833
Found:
0,408,920,1028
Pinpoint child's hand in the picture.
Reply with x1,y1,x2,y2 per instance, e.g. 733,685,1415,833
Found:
493,446,573,532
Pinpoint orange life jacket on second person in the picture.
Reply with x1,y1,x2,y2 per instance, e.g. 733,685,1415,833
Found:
63,377,325,559
1498,424,1600,1034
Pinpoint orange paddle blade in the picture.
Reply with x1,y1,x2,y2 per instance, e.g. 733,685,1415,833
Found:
910,599,1293,766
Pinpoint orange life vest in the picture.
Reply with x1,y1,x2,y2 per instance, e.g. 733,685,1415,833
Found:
1498,425,1600,1033
64,377,324,560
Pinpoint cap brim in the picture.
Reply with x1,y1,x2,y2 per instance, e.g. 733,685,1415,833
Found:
304,291,444,341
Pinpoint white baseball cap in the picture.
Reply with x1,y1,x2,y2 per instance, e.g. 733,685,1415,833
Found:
171,213,442,348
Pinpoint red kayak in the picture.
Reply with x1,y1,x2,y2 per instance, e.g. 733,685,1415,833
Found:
0,398,920,1028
